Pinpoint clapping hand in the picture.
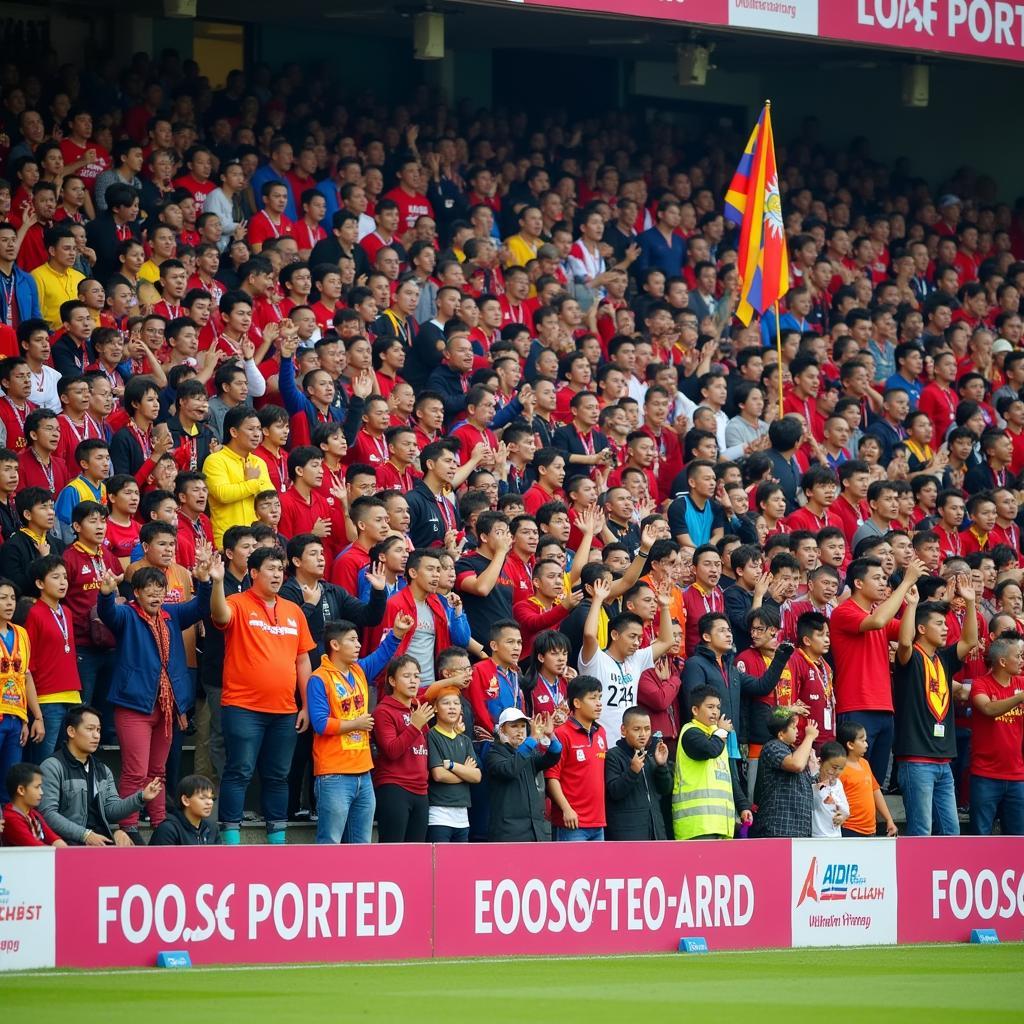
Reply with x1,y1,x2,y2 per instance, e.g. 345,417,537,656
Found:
364,558,388,591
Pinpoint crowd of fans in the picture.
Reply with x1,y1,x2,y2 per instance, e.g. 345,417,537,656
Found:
0,47,1023,852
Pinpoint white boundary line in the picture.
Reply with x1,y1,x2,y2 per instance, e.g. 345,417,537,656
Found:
2,943,1011,980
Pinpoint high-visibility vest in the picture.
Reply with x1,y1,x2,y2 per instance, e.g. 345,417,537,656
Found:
671,720,736,840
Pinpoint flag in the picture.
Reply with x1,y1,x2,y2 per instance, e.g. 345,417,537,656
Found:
724,103,788,327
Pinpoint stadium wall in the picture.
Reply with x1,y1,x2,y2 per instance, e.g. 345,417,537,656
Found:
1,838,1021,970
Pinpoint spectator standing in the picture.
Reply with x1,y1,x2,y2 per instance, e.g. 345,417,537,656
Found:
604,706,671,840
426,686,481,842
750,708,818,838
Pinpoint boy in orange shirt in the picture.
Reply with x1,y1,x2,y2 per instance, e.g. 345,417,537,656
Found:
837,720,898,838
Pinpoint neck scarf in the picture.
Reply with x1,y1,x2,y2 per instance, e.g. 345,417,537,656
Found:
138,606,175,736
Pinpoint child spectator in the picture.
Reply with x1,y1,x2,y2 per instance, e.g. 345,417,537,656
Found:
485,708,561,842
372,654,434,842
307,615,409,845
604,706,671,840
467,619,527,736
2,762,67,847
750,707,817,838
811,741,850,838
545,674,608,842
426,685,481,842
149,774,220,846
25,554,82,760
0,576,43,798
837,720,898,837
97,555,213,838
672,685,751,840
40,705,162,846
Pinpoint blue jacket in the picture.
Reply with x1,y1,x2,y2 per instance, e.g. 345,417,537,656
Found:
98,583,211,715
278,354,364,447
3,265,42,323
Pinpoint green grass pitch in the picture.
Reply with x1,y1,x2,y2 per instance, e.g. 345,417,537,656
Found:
4,945,1022,1023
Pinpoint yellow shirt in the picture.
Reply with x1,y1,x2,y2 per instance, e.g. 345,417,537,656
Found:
0,623,31,722
201,445,273,547
138,259,162,284
504,233,539,269
30,263,85,330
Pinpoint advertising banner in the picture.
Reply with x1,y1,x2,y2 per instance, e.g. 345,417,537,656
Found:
790,839,898,946
513,0,1024,63
896,837,1024,944
0,848,56,971
54,845,434,968
433,839,792,957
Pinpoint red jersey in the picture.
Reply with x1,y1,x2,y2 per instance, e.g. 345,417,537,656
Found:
544,717,608,829
375,460,420,493
247,210,293,248
918,382,958,440
934,524,964,561
289,219,327,252
61,542,124,648
831,494,869,545
829,599,901,714
173,175,216,214
1,804,60,847
0,396,36,450
371,694,429,794
24,598,80,697
360,231,398,267
970,673,1024,780
59,139,111,191
175,511,214,573
382,187,434,232
17,447,70,496
450,422,497,466
330,541,371,592
639,424,684,505
783,390,825,442
787,648,836,747
682,584,724,657
521,483,563,518
346,429,389,468
503,551,535,605
783,506,843,534
253,443,289,495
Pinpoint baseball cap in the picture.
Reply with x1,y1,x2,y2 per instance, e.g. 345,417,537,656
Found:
938,194,962,209
992,338,1014,355
536,243,560,260
497,708,530,728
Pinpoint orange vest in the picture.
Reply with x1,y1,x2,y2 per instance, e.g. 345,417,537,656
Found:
0,623,31,722
311,655,373,776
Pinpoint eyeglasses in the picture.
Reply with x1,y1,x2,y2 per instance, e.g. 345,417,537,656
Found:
750,625,778,636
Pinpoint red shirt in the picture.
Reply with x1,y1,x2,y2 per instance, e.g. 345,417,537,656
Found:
831,494,868,545
969,673,1024,780
787,649,836,747
24,599,80,697
375,460,420,493
1,804,60,846
0,397,36,450
544,717,609,829
17,448,70,497
450,422,497,466
382,187,434,232
59,139,111,190
829,599,901,714
61,542,123,649
783,505,843,535
15,222,48,272
329,541,371,592
503,551,535,604
175,511,214,573
371,694,430,794
521,482,562,518
360,231,397,267
682,584,724,657
253,443,289,495
247,210,293,248
934,524,964,561
347,429,389,467
278,487,333,551
173,175,216,214
289,219,327,252
918,382,958,440
783,390,825,442
103,519,139,565
639,424,684,505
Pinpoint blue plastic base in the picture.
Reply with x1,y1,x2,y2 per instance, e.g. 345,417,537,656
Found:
677,937,709,953
156,950,193,968
969,929,1000,944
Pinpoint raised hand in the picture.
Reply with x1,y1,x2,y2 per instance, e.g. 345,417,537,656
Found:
905,583,920,606
410,699,435,730
142,778,163,801
392,611,415,638
352,369,375,398
654,740,669,766
364,558,388,591
99,569,123,595
207,552,225,583
591,575,612,604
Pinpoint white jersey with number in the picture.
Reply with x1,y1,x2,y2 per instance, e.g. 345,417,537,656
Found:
578,645,656,742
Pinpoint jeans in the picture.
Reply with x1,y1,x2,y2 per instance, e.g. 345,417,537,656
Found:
969,775,1024,836
0,714,24,803
375,784,428,843
314,772,375,844
114,705,174,828
427,824,469,843
898,760,960,837
32,703,74,763
219,706,297,835
555,826,605,842
288,722,315,818
76,647,116,740
839,710,894,789
204,684,226,781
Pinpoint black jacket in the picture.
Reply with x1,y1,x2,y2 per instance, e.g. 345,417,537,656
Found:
149,806,220,846
0,530,64,597
486,734,561,842
86,213,142,283
425,363,471,423
680,642,792,741
166,415,217,471
604,738,672,841
279,577,386,657
406,478,458,549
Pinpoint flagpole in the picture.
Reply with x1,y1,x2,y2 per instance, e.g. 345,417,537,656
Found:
775,301,784,418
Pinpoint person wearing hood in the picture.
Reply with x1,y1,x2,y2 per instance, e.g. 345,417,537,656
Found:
486,707,561,842
149,774,220,846
681,610,793,799
604,706,672,840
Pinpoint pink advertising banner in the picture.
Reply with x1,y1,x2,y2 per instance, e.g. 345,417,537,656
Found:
896,837,1024,944
432,838,792,957
513,0,1024,64
54,845,434,968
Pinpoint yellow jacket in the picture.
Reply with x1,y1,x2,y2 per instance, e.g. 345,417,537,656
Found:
201,445,273,547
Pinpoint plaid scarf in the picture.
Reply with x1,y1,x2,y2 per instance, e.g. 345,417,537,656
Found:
136,605,175,736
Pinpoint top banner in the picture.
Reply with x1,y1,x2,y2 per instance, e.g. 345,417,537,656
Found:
512,0,1024,65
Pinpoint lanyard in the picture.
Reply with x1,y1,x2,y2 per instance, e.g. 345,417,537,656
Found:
496,665,521,710
538,673,562,707
51,604,71,653
0,272,14,326
30,449,54,491
262,210,281,238
437,492,457,531
129,419,153,459
577,429,594,456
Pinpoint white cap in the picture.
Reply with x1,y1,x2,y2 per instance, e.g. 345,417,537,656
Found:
497,707,530,728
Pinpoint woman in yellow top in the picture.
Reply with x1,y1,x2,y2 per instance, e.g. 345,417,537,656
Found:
503,205,544,269
0,578,44,800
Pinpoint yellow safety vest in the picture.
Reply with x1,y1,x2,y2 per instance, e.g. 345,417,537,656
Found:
671,720,736,840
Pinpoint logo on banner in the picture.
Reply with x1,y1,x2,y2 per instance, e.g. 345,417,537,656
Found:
796,857,883,906
857,0,937,35
0,851,56,970
791,840,896,947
